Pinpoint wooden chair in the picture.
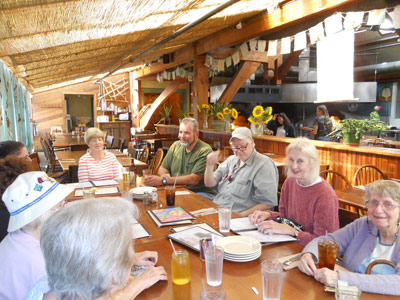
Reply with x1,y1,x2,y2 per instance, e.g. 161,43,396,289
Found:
29,152,41,171
320,170,352,190
338,208,360,228
118,138,126,153
138,146,149,163
353,164,386,186
70,144,88,151
367,138,390,148
68,165,79,183
366,259,396,274
105,135,114,149
39,138,64,174
147,148,164,175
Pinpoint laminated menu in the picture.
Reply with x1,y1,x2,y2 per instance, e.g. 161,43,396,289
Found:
147,206,194,227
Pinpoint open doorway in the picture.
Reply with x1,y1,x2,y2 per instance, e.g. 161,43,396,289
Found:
65,94,94,132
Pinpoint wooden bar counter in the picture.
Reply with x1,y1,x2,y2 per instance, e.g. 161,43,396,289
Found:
154,125,400,182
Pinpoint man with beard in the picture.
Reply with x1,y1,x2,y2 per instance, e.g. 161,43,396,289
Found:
144,118,216,197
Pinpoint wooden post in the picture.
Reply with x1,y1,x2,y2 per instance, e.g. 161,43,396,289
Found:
193,55,209,128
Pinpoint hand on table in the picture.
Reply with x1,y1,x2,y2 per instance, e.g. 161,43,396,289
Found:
248,210,270,225
133,251,158,266
313,268,339,287
298,253,317,276
206,150,220,166
144,175,163,186
257,220,294,236
130,266,168,296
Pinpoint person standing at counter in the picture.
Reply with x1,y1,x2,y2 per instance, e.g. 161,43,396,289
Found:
204,127,278,216
301,105,332,141
248,137,339,246
267,113,296,138
144,118,216,197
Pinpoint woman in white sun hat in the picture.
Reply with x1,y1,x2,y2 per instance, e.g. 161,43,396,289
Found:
0,171,74,300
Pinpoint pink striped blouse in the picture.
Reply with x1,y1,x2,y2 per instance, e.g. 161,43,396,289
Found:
78,151,122,182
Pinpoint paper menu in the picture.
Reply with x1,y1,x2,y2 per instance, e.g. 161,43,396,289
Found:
91,179,119,186
238,230,297,244
230,217,257,232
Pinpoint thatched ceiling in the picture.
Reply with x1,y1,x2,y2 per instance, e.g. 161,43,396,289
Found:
0,0,282,92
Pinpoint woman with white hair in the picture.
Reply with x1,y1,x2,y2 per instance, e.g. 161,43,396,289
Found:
78,127,122,182
249,137,339,246
0,171,74,300
25,197,167,300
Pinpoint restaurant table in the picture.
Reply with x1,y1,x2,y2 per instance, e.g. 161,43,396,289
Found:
52,134,88,149
56,150,147,171
65,180,391,299
335,187,367,216
142,137,178,152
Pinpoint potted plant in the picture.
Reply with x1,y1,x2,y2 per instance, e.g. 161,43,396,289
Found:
159,103,172,125
248,105,273,136
175,104,187,123
209,102,231,131
331,118,387,146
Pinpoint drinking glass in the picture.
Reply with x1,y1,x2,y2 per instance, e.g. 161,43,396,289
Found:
165,186,176,206
122,168,130,182
218,206,231,233
142,169,152,179
318,240,338,270
261,259,283,300
200,286,226,300
171,250,191,285
205,246,224,286
82,187,96,199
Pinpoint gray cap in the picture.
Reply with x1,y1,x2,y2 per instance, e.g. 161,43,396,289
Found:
229,127,252,143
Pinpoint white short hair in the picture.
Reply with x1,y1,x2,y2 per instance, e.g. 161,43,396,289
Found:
41,197,138,299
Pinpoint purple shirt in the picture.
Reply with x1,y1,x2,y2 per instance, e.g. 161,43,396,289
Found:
0,230,46,300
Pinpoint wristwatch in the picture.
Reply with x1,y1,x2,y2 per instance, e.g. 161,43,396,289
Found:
293,229,299,238
161,177,167,186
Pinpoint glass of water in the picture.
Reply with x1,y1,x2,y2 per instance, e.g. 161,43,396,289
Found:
261,259,283,300
205,246,224,286
218,205,231,234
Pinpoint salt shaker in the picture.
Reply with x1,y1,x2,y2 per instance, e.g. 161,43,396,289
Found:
143,192,152,206
151,190,158,205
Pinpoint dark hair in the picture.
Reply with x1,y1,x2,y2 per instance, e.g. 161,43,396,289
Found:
275,113,291,127
0,156,31,208
0,141,25,159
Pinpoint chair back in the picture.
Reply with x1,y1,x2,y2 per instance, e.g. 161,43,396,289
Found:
105,135,114,148
353,164,386,186
68,165,79,183
367,138,390,148
320,170,352,190
50,126,63,134
148,148,164,175
29,152,41,171
338,208,360,228
118,138,126,152
138,146,149,163
365,259,396,274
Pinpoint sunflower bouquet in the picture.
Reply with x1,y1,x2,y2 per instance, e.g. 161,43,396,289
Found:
248,105,273,135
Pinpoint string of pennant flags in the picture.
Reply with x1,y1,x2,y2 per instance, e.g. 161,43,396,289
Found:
156,5,400,82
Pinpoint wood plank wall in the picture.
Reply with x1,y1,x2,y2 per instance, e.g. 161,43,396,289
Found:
154,125,400,183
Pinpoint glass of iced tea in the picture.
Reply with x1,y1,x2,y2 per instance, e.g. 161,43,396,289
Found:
318,240,338,270
171,250,191,285
165,186,176,206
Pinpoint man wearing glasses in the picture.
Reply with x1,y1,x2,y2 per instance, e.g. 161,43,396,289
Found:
204,127,278,216
144,118,216,197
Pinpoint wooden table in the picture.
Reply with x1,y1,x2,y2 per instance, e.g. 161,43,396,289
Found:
335,187,366,214
56,150,147,171
52,134,88,149
142,137,178,152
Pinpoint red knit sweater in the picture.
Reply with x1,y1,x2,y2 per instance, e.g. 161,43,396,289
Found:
269,177,339,247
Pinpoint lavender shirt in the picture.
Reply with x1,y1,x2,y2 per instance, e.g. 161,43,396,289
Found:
302,217,400,295
0,230,46,300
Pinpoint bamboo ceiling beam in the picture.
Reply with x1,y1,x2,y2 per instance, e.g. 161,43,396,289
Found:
218,61,261,104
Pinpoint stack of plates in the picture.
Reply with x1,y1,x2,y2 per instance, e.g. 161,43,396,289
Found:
216,236,261,262
129,186,157,200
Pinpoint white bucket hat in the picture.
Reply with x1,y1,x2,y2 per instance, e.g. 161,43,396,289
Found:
229,127,252,143
2,171,74,232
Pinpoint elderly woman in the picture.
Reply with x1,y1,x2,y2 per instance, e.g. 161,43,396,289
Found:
0,171,73,300
299,180,400,296
0,140,32,162
301,105,332,141
249,137,339,246
204,127,278,216
267,113,296,138
78,127,122,182
25,197,167,300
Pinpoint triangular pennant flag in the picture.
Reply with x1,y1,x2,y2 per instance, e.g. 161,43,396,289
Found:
157,73,161,83
267,40,277,56
343,11,364,30
367,9,386,26
281,37,291,54
325,13,343,36
176,67,180,76
218,59,225,72
389,6,400,29
225,56,232,68
309,22,324,44
188,73,193,82
249,40,257,51
167,72,171,80
294,31,307,51
172,71,176,80
257,40,266,52
163,71,168,79
211,58,217,69
232,52,240,66
205,55,212,67
240,43,249,57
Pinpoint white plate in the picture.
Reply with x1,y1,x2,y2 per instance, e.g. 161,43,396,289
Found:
224,251,261,262
129,187,157,200
216,236,261,255
224,250,261,259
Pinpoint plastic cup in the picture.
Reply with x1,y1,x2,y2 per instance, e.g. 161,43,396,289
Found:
171,250,191,285
261,259,283,300
200,286,226,300
166,186,176,206
318,240,338,270
218,206,231,233
82,188,96,199
143,169,152,179
205,246,224,287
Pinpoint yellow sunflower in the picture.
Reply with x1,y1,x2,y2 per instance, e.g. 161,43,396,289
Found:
266,106,272,115
252,105,264,118
263,115,273,123
202,104,210,110
248,117,257,125
197,105,201,112
223,107,231,115
231,108,238,119
217,112,224,120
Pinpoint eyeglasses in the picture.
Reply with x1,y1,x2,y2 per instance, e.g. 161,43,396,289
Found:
366,200,400,211
231,143,248,152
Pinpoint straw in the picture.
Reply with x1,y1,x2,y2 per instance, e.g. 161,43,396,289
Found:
202,279,206,291
173,172,179,188
169,239,177,255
